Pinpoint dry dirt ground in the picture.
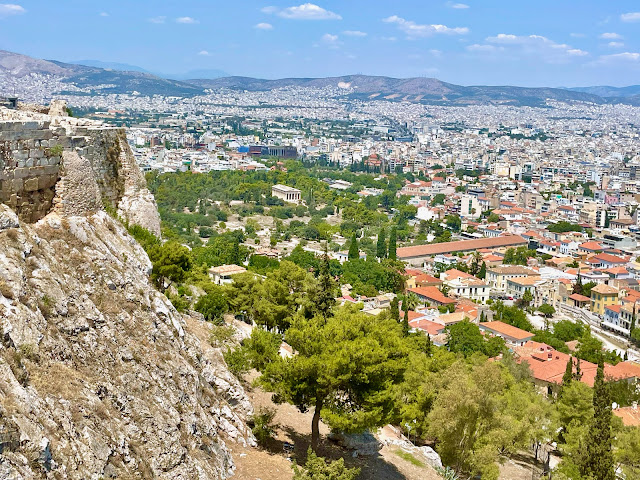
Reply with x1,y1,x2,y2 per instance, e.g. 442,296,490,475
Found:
229,373,442,480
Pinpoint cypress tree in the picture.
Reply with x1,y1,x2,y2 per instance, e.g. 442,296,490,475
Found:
574,358,583,381
478,261,487,280
425,332,432,356
390,298,400,322
562,356,573,388
580,357,615,480
388,227,397,261
315,245,336,320
376,228,387,259
402,308,410,336
348,232,359,261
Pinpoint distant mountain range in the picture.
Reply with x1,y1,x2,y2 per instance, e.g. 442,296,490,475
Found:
1,49,640,107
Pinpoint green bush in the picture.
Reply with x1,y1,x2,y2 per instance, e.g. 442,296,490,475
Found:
250,407,279,446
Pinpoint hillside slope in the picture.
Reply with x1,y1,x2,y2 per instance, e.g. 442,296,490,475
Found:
0,105,254,479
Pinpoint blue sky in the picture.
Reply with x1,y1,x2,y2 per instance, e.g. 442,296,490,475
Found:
1,1,639,86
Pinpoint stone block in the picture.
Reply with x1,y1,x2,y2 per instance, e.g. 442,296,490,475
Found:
24,177,39,192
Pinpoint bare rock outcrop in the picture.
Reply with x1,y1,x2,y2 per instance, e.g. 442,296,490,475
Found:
0,106,252,479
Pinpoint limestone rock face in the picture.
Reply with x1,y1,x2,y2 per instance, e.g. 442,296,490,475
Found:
0,116,252,477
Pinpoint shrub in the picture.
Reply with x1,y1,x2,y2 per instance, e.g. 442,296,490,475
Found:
250,407,279,446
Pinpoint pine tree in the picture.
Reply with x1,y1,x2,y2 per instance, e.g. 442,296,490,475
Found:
478,261,487,280
376,228,387,259
388,227,397,261
425,332,432,356
402,308,410,336
479,310,486,323
580,357,615,480
348,232,359,261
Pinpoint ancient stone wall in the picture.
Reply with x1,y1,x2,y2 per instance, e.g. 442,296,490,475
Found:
0,119,63,223
0,106,161,235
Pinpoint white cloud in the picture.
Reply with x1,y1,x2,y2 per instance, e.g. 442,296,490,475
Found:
198,50,210,56
570,33,585,38
264,3,341,20
99,12,109,17
319,33,342,48
466,43,499,53
621,12,640,22
482,33,588,62
607,41,624,48
255,22,273,30
381,36,397,42
148,16,166,24
599,32,622,39
429,49,443,57
448,2,469,9
176,16,198,24
343,30,367,37
594,52,640,64
383,15,468,38
0,4,25,18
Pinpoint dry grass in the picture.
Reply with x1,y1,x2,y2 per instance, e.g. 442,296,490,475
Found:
29,362,88,400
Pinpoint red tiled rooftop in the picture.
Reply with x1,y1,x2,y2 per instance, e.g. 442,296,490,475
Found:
397,235,527,258
480,321,534,341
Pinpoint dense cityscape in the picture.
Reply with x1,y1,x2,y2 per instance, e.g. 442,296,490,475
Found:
1,1,640,479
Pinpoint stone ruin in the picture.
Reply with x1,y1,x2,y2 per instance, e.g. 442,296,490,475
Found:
0,100,160,234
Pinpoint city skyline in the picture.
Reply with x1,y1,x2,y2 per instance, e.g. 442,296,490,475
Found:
0,1,639,86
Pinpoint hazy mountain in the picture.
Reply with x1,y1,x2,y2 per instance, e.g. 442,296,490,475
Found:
2,49,640,106
69,59,151,73
564,85,640,98
154,68,229,80
187,74,605,106
0,50,203,97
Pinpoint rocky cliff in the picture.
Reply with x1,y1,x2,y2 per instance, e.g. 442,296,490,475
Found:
0,105,254,479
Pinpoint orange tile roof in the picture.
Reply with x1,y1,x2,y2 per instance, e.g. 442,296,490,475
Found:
569,293,591,302
410,318,445,336
613,407,640,427
408,286,456,304
397,235,527,258
480,321,534,341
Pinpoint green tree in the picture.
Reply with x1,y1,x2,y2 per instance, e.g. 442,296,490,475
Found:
503,246,535,266
402,308,410,336
194,287,228,323
445,320,485,357
478,261,487,280
348,232,359,261
390,297,400,322
313,247,337,319
293,448,360,480
388,227,397,260
580,358,615,480
257,308,409,450
445,215,461,232
148,241,192,290
431,193,446,206
538,303,555,318
520,290,533,308
469,252,482,277
487,212,500,223
376,228,387,259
